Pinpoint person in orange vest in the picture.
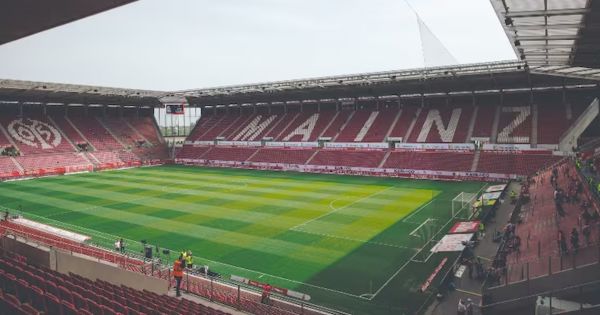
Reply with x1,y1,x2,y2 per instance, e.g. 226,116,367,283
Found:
173,254,185,297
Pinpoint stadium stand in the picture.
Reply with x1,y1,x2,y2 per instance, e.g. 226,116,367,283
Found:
387,105,418,140
68,116,123,151
499,160,600,283
0,254,231,315
476,152,561,176
383,150,474,172
309,150,386,168
0,115,77,155
100,117,143,148
335,110,373,142
202,147,258,162
176,144,567,178
0,219,323,315
360,109,400,142
0,157,20,178
0,106,166,180
50,115,91,149
321,111,352,140
496,106,532,144
129,117,162,145
181,95,585,147
407,104,473,143
176,145,212,160
16,152,91,174
249,148,315,165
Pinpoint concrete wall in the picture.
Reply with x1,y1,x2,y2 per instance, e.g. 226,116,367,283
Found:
1,235,168,295
55,251,168,294
1,235,51,268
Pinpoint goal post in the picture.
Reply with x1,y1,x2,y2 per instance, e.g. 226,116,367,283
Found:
452,192,477,220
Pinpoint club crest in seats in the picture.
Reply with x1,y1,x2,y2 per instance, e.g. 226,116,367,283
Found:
7,119,62,149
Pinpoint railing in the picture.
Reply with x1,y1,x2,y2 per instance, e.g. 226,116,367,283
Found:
481,278,600,315
485,242,600,288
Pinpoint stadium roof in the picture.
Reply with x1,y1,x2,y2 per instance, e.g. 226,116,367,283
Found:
181,61,600,107
2,61,599,107
0,0,137,45
0,79,163,107
491,0,600,68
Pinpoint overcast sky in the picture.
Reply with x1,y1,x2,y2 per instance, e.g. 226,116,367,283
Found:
0,0,516,91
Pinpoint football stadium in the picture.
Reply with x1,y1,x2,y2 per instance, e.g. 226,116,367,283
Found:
1,1,600,315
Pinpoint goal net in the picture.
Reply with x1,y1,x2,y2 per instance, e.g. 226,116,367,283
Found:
452,192,477,220
409,218,441,262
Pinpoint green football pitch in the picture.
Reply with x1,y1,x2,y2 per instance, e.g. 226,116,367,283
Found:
0,165,487,314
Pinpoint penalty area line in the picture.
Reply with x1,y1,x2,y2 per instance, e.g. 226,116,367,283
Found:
408,218,437,237
291,227,420,251
402,198,436,224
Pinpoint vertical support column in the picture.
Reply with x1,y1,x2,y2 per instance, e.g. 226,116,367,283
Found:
18,102,23,117
42,103,47,116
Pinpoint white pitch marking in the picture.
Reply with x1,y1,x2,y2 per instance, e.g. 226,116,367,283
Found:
291,228,420,251
369,183,489,300
290,185,397,231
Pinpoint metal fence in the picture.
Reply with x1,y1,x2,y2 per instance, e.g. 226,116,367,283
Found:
481,279,600,315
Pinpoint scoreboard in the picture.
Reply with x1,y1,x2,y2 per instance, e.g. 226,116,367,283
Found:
165,103,185,115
